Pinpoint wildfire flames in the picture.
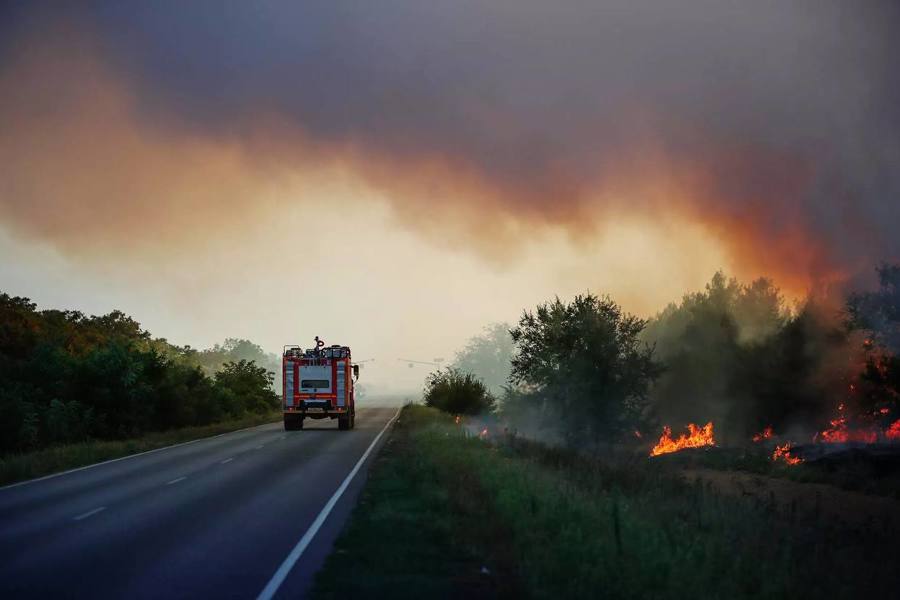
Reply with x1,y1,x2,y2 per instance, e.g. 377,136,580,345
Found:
772,443,803,465
752,426,773,442
756,405,900,467
650,422,715,457
814,403,900,444
888,420,900,441
817,416,878,444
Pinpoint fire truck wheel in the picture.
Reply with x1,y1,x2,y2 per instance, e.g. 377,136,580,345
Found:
338,415,350,430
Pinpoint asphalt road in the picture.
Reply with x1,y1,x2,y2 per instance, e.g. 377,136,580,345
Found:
0,404,400,599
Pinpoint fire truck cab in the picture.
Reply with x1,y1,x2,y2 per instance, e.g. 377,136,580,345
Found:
282,337,358,431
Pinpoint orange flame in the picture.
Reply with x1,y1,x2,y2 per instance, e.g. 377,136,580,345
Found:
817,403,879,444
649,422,715,456
752,426,773,442
886,420,900,442
772,443,803,465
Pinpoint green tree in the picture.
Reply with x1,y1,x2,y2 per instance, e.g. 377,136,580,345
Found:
214,359,279,415
451,322,514,396
424,368,496,415
509,294,662,444
0,292,281,454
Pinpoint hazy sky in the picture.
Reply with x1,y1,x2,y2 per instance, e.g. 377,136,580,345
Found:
2,2,898,391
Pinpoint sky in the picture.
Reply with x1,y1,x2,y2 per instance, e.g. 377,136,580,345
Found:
1,2,898,391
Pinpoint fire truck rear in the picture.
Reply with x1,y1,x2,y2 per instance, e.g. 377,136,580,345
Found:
282,337,358,431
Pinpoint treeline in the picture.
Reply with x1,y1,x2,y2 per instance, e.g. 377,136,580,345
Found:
446,265,900,447
0,293,279,454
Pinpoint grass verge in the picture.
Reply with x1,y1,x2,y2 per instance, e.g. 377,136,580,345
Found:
313,405,899,599
0,411,280,487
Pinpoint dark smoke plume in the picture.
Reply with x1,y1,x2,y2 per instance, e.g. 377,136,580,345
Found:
1,1,898,283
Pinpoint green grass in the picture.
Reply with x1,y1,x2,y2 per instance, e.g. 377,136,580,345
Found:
0,411,280,487
313,405,899,599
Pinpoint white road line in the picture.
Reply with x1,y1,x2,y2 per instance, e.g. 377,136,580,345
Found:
255,445,264,450
73,506,106,521
220,458,234,464
166,476,187,485
257,407,402,600
0,420,279,491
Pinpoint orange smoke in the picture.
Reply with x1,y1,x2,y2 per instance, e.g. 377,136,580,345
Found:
0,21,854,298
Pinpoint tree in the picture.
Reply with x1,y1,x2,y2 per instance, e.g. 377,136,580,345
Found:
509,293,662,444
0,291,282,454
847,263,900,420
196,338,280,392
214,359,279,415
451,322,514,396
423,368,496,415
848,263,900,352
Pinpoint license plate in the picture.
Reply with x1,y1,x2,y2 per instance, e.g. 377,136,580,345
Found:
306,407,324,412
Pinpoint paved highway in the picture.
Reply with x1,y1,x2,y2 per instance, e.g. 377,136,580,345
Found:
0,405,400,599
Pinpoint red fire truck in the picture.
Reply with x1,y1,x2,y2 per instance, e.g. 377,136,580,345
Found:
282,337,358,431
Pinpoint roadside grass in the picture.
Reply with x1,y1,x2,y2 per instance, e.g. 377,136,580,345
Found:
314,405,899,599
0,411,280,487
313,405,519,599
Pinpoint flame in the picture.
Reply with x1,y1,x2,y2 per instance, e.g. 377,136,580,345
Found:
454,415,461,425
649,422,715,456
772,442,803,465
886,420,900,442
752,426,773,442
817,403,880,444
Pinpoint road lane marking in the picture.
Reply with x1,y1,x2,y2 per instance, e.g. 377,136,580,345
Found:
166,476,187,485
220,458,234,464
0,420,280,491
257,407,402,600
255,445,264,449
73,506,106,521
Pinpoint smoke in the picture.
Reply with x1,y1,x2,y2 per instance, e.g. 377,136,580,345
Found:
1,1,899,286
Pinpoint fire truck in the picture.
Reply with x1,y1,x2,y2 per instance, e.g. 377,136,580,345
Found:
282,337,358,431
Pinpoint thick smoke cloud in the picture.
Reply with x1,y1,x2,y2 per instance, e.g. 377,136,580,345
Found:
2,1,898,286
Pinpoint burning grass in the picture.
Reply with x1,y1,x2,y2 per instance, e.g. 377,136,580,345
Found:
649,422,715,456
772,442,803,465
313,405,900,599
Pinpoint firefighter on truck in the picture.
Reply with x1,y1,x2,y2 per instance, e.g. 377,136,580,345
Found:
282,337,358,431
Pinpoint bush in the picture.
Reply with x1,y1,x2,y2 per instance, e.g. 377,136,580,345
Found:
423,368,496,415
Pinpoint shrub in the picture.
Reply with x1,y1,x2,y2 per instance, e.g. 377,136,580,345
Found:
423,368,496,415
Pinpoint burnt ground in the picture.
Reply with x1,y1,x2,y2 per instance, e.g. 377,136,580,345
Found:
681,468,900,531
